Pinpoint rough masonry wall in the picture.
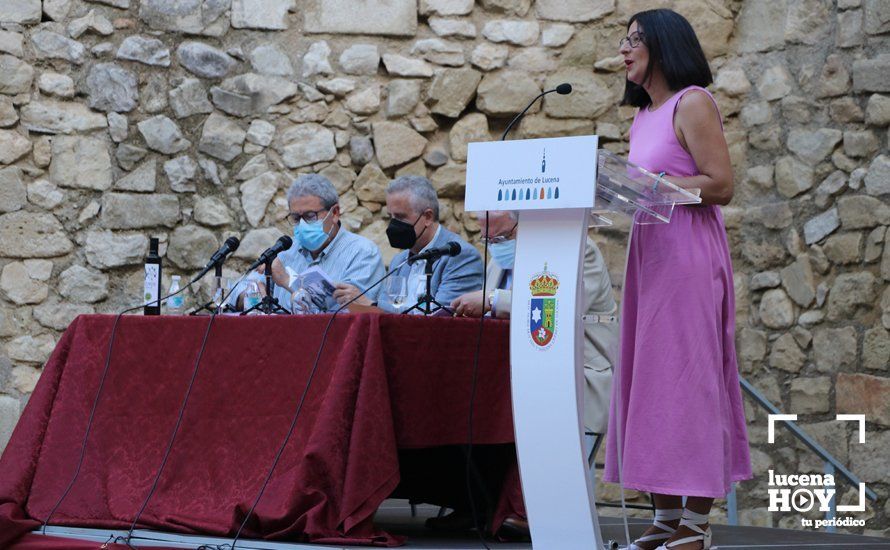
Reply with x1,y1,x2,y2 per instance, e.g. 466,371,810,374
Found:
0,0,888,535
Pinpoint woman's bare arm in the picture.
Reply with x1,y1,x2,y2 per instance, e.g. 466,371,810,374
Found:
667,90,734,206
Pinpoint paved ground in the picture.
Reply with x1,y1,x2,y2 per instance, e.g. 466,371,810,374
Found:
372,500,890,550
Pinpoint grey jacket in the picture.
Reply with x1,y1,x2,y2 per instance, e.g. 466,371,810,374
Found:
378,225,484,312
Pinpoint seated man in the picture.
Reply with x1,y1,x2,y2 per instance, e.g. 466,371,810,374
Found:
232,174,385,312
448,210,619,537
451,210,619,434
336,175,483,312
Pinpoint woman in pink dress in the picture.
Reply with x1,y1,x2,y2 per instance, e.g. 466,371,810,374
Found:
603,9,752,550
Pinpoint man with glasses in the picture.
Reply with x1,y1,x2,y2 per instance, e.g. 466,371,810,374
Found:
449,210,518,319
231,174,384,311
447,210,620,537
452,209,619,435
336,175,483,313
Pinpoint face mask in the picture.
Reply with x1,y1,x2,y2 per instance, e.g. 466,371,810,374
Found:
488,239,516,270
294,211,331,252
387,214,422,250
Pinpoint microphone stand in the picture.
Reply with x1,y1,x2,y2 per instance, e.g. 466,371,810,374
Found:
242,257,290,315
189,263,229,315
402,258,452,316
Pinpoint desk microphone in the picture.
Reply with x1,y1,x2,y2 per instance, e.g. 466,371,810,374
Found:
247,236,293,271
501,83,573,141
407,241,461,264
191,236,240,282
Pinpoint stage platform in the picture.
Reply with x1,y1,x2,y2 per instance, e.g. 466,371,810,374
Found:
35,500,890,550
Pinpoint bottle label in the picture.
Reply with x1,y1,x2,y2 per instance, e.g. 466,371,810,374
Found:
144,264,159,306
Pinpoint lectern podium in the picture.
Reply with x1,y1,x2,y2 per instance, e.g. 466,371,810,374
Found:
465,136,701,549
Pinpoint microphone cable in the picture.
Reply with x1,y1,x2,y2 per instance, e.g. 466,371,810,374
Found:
39,280,197,536
221,261,407,550
122,309,219,546
463,212,491,550
121,256,287,545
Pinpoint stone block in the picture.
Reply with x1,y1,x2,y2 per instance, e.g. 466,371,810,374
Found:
304,0,417,36
372,122,428,169
790,376,831,414
231,0,292,29
838,373,890,428
534,0,614,22
84,230,148,269
100,193,180,229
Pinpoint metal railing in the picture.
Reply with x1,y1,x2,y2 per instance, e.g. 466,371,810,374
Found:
725,377,879,532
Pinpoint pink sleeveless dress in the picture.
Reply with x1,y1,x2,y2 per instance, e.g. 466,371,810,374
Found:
603,86,752,497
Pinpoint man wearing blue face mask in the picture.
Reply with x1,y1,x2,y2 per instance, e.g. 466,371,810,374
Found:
231,174,385,311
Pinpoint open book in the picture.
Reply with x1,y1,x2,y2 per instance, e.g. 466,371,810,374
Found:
286,265,338,313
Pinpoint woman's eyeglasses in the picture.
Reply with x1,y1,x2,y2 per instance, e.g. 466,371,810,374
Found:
619,31,645,49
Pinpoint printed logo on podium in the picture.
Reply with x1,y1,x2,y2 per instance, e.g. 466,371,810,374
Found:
528,264,559,350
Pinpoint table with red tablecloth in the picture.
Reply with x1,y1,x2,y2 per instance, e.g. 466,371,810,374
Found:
0,313,526,548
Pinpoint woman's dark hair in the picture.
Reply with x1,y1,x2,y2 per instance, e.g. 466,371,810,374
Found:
621,9,713,108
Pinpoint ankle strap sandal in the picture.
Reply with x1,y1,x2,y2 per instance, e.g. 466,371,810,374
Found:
657,508,712,549
628,508,682,550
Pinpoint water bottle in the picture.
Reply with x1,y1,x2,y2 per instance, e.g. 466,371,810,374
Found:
167,275,184,314
243,281,262,313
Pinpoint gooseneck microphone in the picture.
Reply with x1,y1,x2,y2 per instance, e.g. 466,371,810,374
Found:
191,236,241,282
406,241,461,264
500,83,573,141
247,235,293,271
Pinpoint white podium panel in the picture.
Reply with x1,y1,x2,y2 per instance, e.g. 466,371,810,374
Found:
511,207,604,549
465,135,597,212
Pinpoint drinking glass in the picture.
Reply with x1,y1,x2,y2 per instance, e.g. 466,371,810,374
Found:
387,276,408,312
290,275,311,315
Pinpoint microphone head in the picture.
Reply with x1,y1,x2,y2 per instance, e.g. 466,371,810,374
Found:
556,83,572,95
278,235,293,251
224,236,240,252
446,241,461,256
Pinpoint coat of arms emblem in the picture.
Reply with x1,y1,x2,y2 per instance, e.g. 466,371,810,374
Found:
528,264,559,349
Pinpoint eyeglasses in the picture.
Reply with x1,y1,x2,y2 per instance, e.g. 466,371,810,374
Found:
482,222,518,244
619,31,645,49
286,208,328,225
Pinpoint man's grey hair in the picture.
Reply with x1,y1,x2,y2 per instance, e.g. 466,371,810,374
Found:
479,210,518,221
286,174,339,208
386,175,439,219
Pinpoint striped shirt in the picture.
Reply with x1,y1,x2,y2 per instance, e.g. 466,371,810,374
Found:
231,225,385,312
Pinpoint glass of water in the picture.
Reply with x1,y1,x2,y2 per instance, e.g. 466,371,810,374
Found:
387,276,408,312
290,275,311,315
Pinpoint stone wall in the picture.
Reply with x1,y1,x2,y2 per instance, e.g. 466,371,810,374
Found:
0,0,888,536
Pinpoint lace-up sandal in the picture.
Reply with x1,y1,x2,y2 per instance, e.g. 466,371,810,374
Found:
656,508,712,550
629,508,683,550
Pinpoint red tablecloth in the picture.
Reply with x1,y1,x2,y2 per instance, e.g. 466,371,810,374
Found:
0,313,524,548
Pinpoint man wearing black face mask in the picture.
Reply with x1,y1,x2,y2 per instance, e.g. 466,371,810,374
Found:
335,175,483,312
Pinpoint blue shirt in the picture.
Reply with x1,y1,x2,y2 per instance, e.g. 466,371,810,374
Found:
232,226,385,312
